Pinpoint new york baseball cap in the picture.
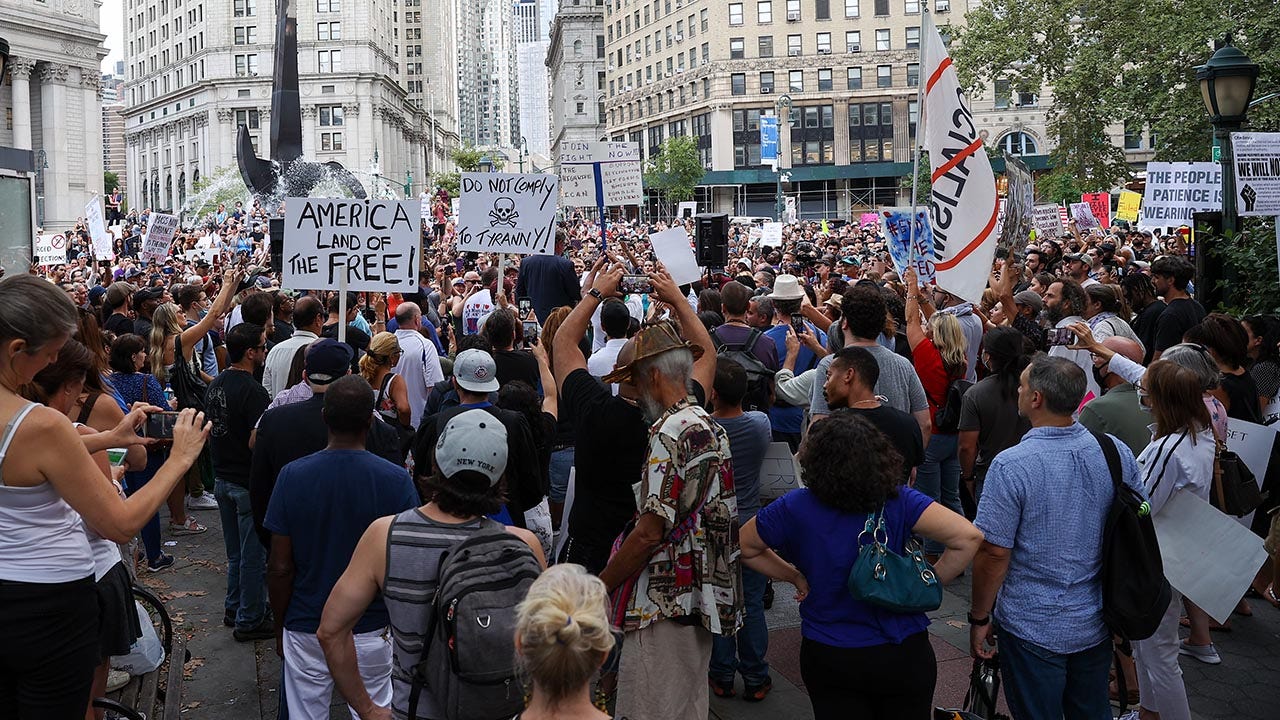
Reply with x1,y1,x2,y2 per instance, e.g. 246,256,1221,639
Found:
435,409,508,486
453,349,500,393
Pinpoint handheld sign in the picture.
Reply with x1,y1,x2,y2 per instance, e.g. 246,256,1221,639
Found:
1116,191,1142,223
283,197,419,292
881,207,935,285
649,227,701,286
457,173,559,255
141,213,179,263
35,233,64,265
1032,204,1065,240
85,198,114,261
1068,202,1100,231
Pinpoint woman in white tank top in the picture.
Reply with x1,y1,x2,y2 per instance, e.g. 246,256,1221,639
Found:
0,276,211,720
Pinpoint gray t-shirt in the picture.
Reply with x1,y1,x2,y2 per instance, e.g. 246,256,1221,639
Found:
957,375,1031,472
810,344,929,417
714,411,772,523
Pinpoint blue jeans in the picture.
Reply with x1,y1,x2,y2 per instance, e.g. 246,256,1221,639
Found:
997,627,1112,720
709,566,769,685
914,432,961,555
123,470,163,564
215,479,267,630
548,447,574,504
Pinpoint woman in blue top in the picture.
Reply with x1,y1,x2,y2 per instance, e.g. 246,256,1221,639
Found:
741,412,983,719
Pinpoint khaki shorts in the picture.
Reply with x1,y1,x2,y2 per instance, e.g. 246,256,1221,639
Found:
1265,512,1280,557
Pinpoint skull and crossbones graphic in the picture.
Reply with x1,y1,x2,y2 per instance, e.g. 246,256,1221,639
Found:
488,197,519,227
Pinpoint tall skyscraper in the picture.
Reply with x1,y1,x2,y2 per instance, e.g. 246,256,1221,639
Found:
547,0,606,162
515,0,551,158
456,0,521,156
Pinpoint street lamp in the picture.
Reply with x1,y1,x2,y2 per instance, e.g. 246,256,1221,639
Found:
518,136,528,173
478,155,493,173
774,94,792,223
1194,33,1259,305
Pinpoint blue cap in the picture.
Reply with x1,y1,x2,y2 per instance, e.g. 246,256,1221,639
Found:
304,339,353,384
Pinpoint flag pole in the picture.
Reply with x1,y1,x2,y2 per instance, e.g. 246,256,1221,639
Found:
908,2,930,277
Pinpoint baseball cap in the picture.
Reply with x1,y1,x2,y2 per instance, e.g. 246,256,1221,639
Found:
1013,290,1044,312
840,256,860,266
104,282,136,308
133,286,165,305
305,338,354,384
434,409,508,486
453,348,500,393
1064,253,1087,264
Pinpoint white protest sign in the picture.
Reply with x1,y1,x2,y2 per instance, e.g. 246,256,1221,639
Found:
283,197,419,292
419,194,431,224
1153,490,1268,624
1068,202,1099,231
676,201,698,219
1140,162,1222,227
35,233,64,264
558,142,643,207
761,222,784,246
1222,418,1277,488
1231,132,1280,216
141,213,179,263
184,248,218,264
85,197,114,261
457,173,559,255
758,442,803,501
1032,204,1065,240
649,227,701,285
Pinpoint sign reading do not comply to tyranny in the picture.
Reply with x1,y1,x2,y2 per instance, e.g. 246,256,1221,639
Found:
283,197,419,292
457,173,560,255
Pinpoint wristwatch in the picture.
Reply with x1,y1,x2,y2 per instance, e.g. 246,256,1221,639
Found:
967,611,991,626
587,288,603,300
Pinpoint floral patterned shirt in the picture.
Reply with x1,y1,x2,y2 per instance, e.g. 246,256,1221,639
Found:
621,400,743,636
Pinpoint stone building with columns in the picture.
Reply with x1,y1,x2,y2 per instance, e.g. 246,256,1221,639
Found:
121,0,456,213
0,0,107,231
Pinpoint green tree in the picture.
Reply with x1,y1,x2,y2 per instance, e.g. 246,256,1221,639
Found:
103,171,120,194
431,144,486,196
900,155,932,205
1035,170,1084,206
643,136,706,205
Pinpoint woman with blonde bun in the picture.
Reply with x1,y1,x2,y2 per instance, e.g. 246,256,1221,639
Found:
514,564,614,720
360,332,411,429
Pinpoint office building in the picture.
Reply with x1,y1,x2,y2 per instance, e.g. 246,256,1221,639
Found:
547,0,607,162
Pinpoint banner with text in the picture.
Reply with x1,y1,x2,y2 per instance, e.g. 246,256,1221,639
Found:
1082,192,1111,229
1140,162,1222,227
1116,191,1142,223
882,207,936,285
761,222,783,246
1069,202,1100,231
35,233,65,265
141,213,179,263
283,198,419,292
85,198,113,260
1230,132,1280,216
457,173,560,255
558,142,642,207
1032,204,1065,240
999,154,1033,263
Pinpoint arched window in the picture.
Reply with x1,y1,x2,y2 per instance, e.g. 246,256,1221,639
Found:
192,168,200,188
178,172,187,207
165,175,172,210
573,40,583,56
1000,131,1038,156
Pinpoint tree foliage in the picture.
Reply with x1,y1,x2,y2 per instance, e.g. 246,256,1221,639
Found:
900,155,932,205
103,171,119,194
949,0,1280,190
643,136,706,204
431,144,487,197
1035,170,1084,205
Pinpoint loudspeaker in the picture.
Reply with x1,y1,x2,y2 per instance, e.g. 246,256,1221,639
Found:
269,216,284,274
695,213,728,268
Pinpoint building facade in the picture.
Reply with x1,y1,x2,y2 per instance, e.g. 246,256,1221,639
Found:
601,0,1058,218
547,0,608,162
516,0,552,158
121,0,454,213
456,0,521,155
402,0,459,179
0,0,108,231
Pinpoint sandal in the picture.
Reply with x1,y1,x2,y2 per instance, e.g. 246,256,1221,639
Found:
743,678,773,702
168,516,207,535
1179,616,1231,632
1266,583,1280,609
708,677,735,698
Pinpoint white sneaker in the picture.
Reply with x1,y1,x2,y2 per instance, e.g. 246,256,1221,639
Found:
1178,640,1221,664
186,492,218,510
1117,711,1140,720
106,668,131,692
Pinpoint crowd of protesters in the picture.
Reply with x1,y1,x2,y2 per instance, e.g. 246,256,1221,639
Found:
2,191,1278,720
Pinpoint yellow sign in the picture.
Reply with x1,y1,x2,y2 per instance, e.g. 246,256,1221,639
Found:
1116,191,1142,222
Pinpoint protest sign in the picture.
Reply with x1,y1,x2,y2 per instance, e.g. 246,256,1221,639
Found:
1082,192,1111,228
462,289,494,336
558,142,642,207
1140,162,1222,227
85,197,113,261
761,222,783,246
649,227,702,285
282,197,419,292
1032,204,1064,240
1069,202,1099,231
999,154,1033,263
881,207,935,285
457,173,559,255
676,201,698,219
35,233,64,265
141,212,179,263
419,194,431,223
1230,132,1280,216
758,442,803,501
1223,419,1277,488
1116,191,1142,223
859,212,880,229
184,248,218,264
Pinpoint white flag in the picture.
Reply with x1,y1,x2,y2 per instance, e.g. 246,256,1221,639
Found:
922,11,999,304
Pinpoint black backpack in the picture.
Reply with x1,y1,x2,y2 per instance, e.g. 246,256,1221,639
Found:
1089,429,1171,641
713,327,775,412
934,378,974,433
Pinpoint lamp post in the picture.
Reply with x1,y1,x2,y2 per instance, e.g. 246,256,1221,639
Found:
478,155,493,173
774,94,792,223
518,136,528,173
1195,34,1259,306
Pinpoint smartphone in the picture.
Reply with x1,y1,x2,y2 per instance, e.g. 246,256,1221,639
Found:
518,297,533,316
522,320,540,345
1047,328,1076,347
455,257,465,274
143,411,180,439
621,274,653,295
790,313,807,336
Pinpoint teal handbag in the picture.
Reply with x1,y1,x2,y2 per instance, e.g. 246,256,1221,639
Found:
847,510,943,613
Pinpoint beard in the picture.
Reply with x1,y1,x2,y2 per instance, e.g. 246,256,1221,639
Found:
639,394,666,423
1045,303,1066,324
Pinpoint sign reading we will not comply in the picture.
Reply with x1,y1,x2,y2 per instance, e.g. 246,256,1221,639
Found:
283,198,418,292
457,173,559,255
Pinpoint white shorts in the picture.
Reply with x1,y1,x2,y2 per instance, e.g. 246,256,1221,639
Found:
283,627,392,719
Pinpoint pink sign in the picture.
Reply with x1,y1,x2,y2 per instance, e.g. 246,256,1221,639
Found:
859,212,880,228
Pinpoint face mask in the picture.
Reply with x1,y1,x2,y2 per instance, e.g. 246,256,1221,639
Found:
1092,366,1109,392
1136,387,1152,413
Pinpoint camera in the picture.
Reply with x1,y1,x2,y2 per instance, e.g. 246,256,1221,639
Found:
143,411,179,439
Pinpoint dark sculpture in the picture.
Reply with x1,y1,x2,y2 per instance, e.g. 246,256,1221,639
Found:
237,0,366,204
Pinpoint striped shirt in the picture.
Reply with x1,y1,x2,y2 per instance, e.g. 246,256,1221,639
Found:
383,509,486,720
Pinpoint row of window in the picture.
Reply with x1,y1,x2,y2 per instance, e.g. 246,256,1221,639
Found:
726,0,949,24
731,28,918,58
730,64,914,94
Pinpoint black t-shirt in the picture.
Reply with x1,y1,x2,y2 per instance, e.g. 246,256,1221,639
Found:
1153,297,1205,353
204,368,270,487
271,319,295,346
104,312,134,338
1221,371,1262,424
563,369,706,550
493,349,541,390
134,317,153,340
833,405,924,483
1132,299,1167,364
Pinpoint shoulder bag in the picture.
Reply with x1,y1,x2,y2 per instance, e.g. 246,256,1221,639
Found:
847,509,942,613
169,334,207,412
1212,434,1263,516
